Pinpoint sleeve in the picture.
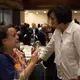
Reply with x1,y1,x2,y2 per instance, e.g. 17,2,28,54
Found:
0,56,16,80
39,33,55,61
73,29,80,76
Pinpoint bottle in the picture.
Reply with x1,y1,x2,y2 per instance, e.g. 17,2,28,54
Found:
31,42,36,55
31,41,41,55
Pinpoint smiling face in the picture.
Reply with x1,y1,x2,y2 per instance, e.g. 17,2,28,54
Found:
3,27,20,49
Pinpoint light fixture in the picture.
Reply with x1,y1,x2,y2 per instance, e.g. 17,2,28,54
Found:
25,11,28,13
36,12,38,14
44,11,47,13
25,11,29,15
74,11,77,13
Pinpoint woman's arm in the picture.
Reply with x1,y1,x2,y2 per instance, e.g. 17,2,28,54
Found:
19,53,38,80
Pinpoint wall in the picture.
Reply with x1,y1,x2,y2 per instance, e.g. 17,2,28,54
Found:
0,10,21,25
0,10,2,22
73,13,80,22
0,10,12,24
4,10,12,25
24,10,48,27
20,10,80,26
20,11,25,24
12,10,20,25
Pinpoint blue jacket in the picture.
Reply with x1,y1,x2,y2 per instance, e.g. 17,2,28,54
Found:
0,53,17,80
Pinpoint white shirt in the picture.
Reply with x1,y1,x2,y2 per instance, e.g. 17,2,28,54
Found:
33,29,35,36
39,21,80,80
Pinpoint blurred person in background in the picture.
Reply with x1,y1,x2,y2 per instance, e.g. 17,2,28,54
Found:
31,23,39,42
19,23,32,45
37,23,48,46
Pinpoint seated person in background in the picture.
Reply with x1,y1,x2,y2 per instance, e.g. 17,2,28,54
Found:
37,29,46,46
0,25,38,80
37,24,49,46
19,23,32,45
19,24,27,43
31,23,39,42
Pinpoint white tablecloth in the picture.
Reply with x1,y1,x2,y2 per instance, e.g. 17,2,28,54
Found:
20,43,45,60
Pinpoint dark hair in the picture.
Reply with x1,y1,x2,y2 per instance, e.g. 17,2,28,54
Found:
38,24,41,28
47,4,72,24
0,25,12,52
74,18,80,24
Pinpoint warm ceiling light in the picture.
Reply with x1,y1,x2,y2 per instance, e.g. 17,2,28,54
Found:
25,11,28,14
44,11,47,13
74,11,77,13
36,12,38,14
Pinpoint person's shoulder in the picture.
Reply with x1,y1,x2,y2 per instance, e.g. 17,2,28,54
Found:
52,29,59,35
0,54,9,67
0,53,7,58
72,20,80,29
0,53,8,61
0,53,14,67
0,53,13,63
72,21,80,32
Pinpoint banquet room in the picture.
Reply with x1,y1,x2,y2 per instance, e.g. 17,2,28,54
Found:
0,0,80,80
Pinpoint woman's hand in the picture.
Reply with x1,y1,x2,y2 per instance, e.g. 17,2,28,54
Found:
30,50,39,64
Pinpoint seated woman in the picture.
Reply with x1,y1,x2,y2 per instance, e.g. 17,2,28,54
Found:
0,25,38,80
